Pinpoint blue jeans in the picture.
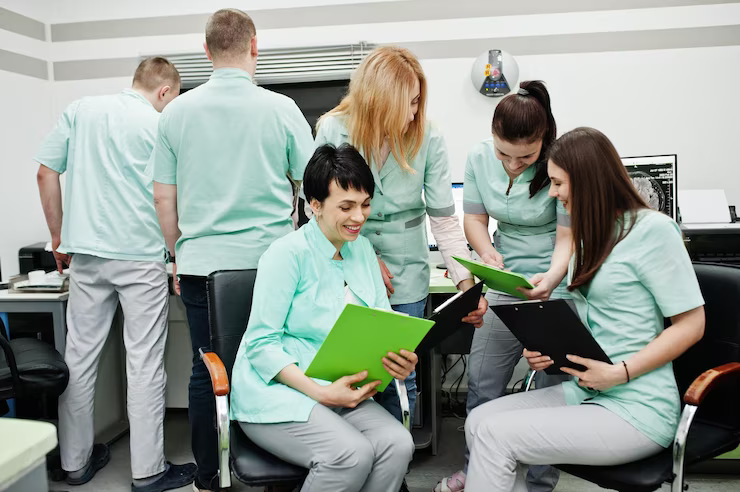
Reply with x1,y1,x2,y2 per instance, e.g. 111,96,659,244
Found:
179,276,219,489
373,298,426,426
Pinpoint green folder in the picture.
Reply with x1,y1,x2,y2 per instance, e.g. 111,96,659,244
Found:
305,304,434,391
453,256,534,300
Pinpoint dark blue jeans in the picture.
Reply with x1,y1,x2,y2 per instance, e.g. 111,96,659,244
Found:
373,298,426,426
179,276,218,489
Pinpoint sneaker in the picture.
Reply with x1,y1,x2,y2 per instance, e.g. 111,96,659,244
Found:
433,470,466,492
131,462,196,492
65,443,111,486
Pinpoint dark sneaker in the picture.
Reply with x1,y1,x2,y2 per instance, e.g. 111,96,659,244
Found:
131,462,197,492
65,443,111,486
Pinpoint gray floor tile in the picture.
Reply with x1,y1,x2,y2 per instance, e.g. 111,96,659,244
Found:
50,412,740,492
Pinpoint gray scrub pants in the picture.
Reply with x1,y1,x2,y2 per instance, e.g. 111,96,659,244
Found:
465,385,663,492
239,400,415,492
58,254,168,478
465,291,570,490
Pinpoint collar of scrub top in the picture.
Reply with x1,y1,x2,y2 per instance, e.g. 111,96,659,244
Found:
210,67,254,82
121,88,155,107
306,217,353,260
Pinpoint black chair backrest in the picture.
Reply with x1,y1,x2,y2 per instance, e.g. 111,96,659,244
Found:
206,270,258,381
673,263,740,427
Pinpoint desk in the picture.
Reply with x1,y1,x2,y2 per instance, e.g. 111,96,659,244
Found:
0,290,128,444
0,419,57,491
0,291,68,353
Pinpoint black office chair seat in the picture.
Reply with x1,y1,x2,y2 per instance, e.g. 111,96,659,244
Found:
0,337,69,400
229,426,307,486
558,420,740,492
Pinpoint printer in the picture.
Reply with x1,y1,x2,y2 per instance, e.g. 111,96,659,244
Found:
18,242,57,274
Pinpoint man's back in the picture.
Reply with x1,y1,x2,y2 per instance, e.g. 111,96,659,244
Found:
151,68,314,276
35,89,164,261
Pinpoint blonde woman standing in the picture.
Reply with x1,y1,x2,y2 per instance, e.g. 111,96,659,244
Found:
315,46,487,424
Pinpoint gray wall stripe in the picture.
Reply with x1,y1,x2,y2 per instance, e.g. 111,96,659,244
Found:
0,48,48,79
400,24,740,59
51,25,740,81
53,57,139,81
50,0,739,42
0,7,46,41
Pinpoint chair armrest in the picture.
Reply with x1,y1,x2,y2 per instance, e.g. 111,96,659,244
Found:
200,349,230,396
198,349,232,488
684,362,740,406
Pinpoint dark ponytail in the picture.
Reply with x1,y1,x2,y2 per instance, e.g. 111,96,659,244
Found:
492,80,556,197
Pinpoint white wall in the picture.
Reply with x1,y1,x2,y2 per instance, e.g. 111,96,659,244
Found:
2,0,740,279
0,70,52,281
423,46,740,206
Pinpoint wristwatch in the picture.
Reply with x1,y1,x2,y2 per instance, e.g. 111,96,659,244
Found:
166,251,176,264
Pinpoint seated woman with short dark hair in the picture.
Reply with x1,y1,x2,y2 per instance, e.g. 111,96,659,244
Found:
229,143,416,492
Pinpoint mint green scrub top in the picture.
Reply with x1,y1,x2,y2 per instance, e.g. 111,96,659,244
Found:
462,138,568,298
35,90,165,261
150,69,314,276
315,115,456,305
565,210,704,447
229,219,392,424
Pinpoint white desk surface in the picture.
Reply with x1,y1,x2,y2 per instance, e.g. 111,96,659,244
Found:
0,419,57,488
0,290,69,302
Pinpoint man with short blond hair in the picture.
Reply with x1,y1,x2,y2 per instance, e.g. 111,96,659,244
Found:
151,9,314,491
36,57,196,491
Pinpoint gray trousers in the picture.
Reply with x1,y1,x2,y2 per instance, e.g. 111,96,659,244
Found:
465,291,570,490
58,254,168,478
465,385,664,492
239,400,415,492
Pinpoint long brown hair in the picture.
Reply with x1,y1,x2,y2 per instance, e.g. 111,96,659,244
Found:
492,80,556,197
318,46,427,173
549,127,647,291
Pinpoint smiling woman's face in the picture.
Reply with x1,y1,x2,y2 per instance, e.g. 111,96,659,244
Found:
493,135,543,179
311,180,372,246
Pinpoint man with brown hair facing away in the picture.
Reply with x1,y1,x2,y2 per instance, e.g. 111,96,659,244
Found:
36,57,196,491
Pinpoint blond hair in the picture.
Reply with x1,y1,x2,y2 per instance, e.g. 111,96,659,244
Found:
205,9,256,60
319,46,427,173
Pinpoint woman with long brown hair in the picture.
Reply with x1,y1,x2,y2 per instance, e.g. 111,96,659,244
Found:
462,127,705,491
316,46,487,424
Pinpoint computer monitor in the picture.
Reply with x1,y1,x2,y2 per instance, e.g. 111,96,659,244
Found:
426,183,498,250
620,154,677,221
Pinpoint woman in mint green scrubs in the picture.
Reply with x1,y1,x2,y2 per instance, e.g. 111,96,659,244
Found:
316,46,486,425
436,81,571,492
464,127,706,492
231,144,417,492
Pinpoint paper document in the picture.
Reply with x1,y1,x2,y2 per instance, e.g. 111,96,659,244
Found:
679,189,731,224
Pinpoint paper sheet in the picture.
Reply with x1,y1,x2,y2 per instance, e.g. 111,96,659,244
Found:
679,189,731,224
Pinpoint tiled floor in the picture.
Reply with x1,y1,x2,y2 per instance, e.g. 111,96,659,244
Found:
49,411,740,492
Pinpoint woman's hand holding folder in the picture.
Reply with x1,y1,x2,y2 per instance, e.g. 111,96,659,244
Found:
382,349,418,380
316,370,382,409
524,349,626,391
517,272,557,301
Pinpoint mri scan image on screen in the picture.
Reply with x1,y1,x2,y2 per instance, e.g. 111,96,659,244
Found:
621,155,677,220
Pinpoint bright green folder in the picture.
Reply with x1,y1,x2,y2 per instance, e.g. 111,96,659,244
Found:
304,304,434,391
453,256,534,300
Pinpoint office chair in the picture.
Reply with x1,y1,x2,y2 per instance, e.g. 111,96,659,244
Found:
522,262,740,492
201,269,412,490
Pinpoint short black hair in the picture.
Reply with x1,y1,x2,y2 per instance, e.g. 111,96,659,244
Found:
304,144,375,204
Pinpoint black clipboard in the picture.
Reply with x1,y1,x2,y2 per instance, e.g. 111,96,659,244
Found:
416,281,484,352
492,299,612,375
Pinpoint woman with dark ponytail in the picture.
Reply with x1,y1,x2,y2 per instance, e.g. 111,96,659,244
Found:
435,81,571,492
